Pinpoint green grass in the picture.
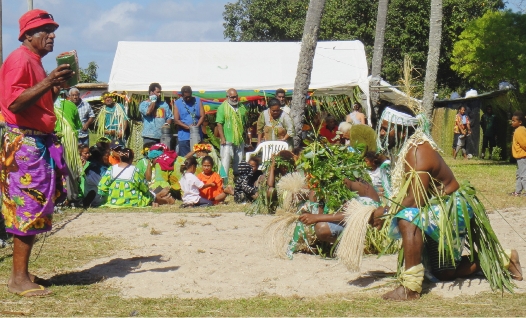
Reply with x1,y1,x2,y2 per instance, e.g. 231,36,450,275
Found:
445,158,521,210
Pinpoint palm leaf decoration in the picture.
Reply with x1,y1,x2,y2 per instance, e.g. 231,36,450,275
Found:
54,106,83,177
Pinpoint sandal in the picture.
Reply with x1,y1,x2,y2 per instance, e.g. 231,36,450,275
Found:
509,192,522,197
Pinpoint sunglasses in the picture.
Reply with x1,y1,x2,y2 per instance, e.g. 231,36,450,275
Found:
26,13,54,27
228,95,238,99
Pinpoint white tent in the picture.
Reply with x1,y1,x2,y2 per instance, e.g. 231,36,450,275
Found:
108,40,370,115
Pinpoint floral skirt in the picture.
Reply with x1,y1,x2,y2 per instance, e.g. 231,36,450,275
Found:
388,191,474,260
1,125,67,236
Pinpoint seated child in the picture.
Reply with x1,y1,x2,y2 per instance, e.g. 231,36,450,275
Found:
364,151,392,200
234,157,262,203
197,156,232,204
179,157,216,207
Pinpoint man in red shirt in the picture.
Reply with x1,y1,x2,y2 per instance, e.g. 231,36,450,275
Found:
319,115,339,144
0,9,73,297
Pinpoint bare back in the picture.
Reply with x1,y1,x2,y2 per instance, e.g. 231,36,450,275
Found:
403,141,459,207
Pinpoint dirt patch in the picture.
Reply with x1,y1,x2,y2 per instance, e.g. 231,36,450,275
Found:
53,209,526,299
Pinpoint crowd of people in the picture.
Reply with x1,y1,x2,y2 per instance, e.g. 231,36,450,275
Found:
0,9,523,301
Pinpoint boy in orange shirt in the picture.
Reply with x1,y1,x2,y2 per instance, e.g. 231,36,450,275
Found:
511,111,526,196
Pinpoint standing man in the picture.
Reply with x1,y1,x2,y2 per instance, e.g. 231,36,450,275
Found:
139,83,173,146
98,92,128,143
69,87,95,146
275,88,291,114
480,105,497,159
173,86,204,156
216,88,248,182
256,98,294,147
0,9,73,296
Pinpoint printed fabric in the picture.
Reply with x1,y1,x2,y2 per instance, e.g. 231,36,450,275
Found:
388,190,474,262
1,125,67,235
98,165,152,207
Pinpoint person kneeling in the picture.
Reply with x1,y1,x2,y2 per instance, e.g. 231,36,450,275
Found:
180,157,216,207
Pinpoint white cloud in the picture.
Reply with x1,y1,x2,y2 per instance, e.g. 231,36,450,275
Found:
3,0,230,82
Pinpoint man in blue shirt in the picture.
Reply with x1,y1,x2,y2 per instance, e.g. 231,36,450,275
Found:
173,86,205,156
139,83,173,146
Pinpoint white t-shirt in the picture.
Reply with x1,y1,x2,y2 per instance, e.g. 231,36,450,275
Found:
111,164,135,180
180,172,204,204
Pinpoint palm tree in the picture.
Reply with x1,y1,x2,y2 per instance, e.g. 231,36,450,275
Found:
370,0,390,110
422,0,443,120
290,0,326,147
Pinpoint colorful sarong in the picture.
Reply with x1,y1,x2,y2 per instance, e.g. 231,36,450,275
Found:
1,124,67,236
388,190,474,262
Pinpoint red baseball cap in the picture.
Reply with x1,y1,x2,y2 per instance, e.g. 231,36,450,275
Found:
18,9,59,41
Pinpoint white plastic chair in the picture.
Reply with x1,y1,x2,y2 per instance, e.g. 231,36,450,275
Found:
245,141,289,169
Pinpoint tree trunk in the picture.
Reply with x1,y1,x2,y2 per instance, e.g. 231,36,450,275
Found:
370,0,389,114
422,0,442,121
290,0,326,148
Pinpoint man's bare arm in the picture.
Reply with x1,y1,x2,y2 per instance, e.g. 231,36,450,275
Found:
9,64,72,113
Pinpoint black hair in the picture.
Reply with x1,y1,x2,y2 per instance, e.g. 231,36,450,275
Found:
458,105,467,112
181,86,192,95
78,144,89,152
364,151,386,167
89,146,103,163
248,156,261,166
149,83,161,94
268,98,281,108
180,156,198,173
202,155,214,165
119,148,134,163
275,88,286,96
513,111,525,125
353,103,362,111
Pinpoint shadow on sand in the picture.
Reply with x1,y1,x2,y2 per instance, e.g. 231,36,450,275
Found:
49,255,179,286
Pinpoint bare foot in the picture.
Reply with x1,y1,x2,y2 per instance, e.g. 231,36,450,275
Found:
382,285,420,301
8,275,52,297
509,249,523,281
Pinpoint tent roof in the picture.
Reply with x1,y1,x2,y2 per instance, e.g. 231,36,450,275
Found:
369,77,422,106
108,41,369,99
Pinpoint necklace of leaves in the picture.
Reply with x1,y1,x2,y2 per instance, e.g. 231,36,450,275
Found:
182,99,198,125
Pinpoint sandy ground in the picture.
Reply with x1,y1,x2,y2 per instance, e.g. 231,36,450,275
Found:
53,208,526,299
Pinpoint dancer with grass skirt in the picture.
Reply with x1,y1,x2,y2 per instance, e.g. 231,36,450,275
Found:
368,105,522,301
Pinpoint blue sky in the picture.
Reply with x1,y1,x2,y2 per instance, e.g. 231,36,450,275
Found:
2,0,522,83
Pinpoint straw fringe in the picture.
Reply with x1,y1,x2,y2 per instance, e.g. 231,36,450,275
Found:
265,212,300,259
336,199,376,272
276,172,309,213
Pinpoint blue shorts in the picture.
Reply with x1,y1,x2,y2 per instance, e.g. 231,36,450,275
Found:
327,221,344,237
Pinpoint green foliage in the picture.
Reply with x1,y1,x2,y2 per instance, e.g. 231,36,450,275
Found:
491,146,502,160
451,10,526,93
79,61,99,83
223,0,504,92
297,140,370,213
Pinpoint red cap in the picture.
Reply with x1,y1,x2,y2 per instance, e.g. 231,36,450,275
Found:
18,9,59,41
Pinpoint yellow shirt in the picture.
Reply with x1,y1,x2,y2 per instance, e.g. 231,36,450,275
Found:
512,126,526,159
